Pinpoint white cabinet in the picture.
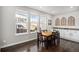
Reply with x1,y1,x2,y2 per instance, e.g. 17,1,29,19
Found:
53,27,79,42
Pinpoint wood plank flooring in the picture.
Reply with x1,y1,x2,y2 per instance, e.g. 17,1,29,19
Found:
1,39,79,52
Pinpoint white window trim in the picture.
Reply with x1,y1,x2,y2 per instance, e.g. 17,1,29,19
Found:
29,13,40,33
15,9,29,36
15,9,49,36
15,32,28,36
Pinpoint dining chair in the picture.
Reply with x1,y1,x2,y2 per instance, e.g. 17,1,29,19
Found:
54,31,60,46
37,32,47,48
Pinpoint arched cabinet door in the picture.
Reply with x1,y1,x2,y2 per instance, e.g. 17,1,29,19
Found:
55,18,60,26
61,17,66,26
68,16,75,26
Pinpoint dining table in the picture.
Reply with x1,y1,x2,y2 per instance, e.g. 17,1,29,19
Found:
41,31,54,48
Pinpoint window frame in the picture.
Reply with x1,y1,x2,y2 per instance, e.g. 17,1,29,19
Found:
39,15,47,31
15,9,29,35
29,13,40,33
15,9,48,36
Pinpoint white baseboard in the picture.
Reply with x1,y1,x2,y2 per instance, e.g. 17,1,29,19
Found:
1,38,36,48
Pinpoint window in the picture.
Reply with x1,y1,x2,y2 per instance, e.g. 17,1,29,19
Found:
40,16,47,30
16,11,28,34
30,15,39,32
16,10,49,35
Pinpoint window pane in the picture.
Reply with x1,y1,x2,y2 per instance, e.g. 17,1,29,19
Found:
16,13,28,33
30,15,39,32
40,16,47,31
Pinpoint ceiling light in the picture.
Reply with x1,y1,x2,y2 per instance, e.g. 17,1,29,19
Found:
70,6,73,8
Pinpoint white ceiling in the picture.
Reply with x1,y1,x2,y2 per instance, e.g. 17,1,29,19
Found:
28,6,79,15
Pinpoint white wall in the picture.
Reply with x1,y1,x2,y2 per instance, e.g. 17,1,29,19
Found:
53,11,79,42
0,6,53,48
0,7,4,48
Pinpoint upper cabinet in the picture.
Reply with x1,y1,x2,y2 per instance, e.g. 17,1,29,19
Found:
55,18,60,26
55,16,75,26
61,17,66,26
68,16,75,26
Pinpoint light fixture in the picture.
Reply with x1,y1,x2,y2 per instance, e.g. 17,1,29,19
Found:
70,6,73,8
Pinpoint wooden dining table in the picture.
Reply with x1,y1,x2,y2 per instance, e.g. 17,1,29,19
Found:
37,31,60,49
42,32,52,37
41,32,54,48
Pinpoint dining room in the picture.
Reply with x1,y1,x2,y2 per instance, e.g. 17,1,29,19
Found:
0,6,79,52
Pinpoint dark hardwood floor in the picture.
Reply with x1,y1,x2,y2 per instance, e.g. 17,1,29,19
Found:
1,39,79,52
